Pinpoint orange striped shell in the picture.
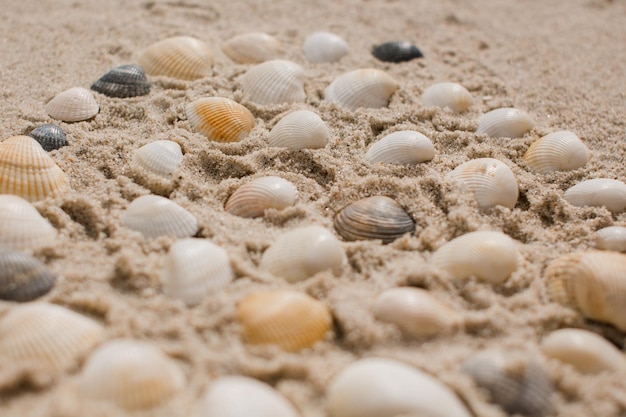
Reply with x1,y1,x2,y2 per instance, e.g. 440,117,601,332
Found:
186,97,255,142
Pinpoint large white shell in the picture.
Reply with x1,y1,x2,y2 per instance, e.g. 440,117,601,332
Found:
222,32,280,64
594,226,626,252
0,194,57,251
421,82,473,113
364,130,435,165
324,69,398,111
225,176,298,218
239,60,306,105
131,140,183,194
121,195,198,239
563,178,626,213
45,87,99,122
302,31,349,63
523,131,589,174
268,110,329,150
476,107,534,138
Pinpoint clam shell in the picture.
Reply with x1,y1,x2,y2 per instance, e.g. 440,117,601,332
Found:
447,158,519,209
327,357,472,417
90,64,151,98
324,69,398,111
268,110,329,150
563,178,626,213
121,195,198,239
237,289,332,351
0,195,57,251
420,82,473,113
222,32,280,64
431,230,520,284
364,130,435,165
476,107,534,138
302,31,349,63
224,176,298,218
523,131,589,174
28,123,67,151
372,41,423,62
186,97,256,143
131,140,183,194
0,250,56,302
137,36,214,81
594,226,626,252
259,225,346,283
45,87,99,122
333,196,415,243
239,60,306,105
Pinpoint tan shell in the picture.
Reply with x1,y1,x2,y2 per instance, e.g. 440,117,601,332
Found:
364,130,435,165
594,226,626,252
523,131,589,174
121,195,199,239
476,107,534,138
420,82,473,113
186,97,256,143
137,36,214,80
268,110,329,150
302,31,349,63
324,69,398,111
225,176,298,218
239,60,306,105
131,140,183,194
222,32,280,64
563,178,626,213
45,87,99,122
0,194,57,251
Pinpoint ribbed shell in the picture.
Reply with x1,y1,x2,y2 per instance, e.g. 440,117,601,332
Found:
0,250,56,302
121,195,198,239
476,108,534,138
186,97,255,142
523,131,589,174
324,69,398,111
90,64,151,98
137,36,214,81
594,226,626,252
222,32,280,64
225,176,298,218
563,178,626,213
0,195,57,251
45,87,99,122
268,110,329,150
364,130,435,165
131,140,183,185
28,124,67,151
371,41,424,62
302,31,349,63
420,82,473,113
239,60,306,105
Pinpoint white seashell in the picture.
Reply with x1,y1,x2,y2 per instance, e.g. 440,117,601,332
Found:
431,230,520,284
325,69,398,111
523,131,589,174
224,176,298,218
302,31,349,63
131,140,183,194
421,82,473,113
222,32,281,64
594,226,626,252
121,195,198,239
563,178,626,213
45,87,99,122
268,110,329,150
259,225,346,283
476,107,534,138
327,357,472,417
239,60,306,105
364,130,435,165
161,238,234,306
0,194,57,251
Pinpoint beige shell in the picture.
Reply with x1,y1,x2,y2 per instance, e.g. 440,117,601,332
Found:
420,82,473,113
563,178,626,213
0,135,69,202
137,36,214,81
302,31,349,63
259,225,346,283
224,176,298,218
324,69,398,111
523,131,589,174
327,357,472,417
431,230,520,284
131,140,183,194
121,195,198,239
239,60,306,105
222,32,280,64
364,130,435,165
186,97,256,143
476,107,534,138
0,194,57,251
447,158,519,209
268,110,329,150
594,226,626,252
45,87,99,122
237,290,332,352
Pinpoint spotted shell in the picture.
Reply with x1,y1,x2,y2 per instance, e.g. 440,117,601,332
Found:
0,195,57,251
28,124,67,151
476,107,534,138
0,250,56,302
225,176,298,218
563,178,626,213
239,60,306,105
372,41,423,62
222,32,280,64
594,226,626,252
268,110,329,150
137,36,214,81
91,64,151,98
237,289,332,351
186,97,256,143
324,69,398,111
121,195,198,239
364,130,435,165
45,87,99,122
523,131,589,174
302,31,349,63
131,140,183,194
420,82,473,113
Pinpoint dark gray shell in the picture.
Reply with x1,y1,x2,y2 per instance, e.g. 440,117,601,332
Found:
91,64,151,98
0,251,57,302
372,41,424,63
28,124,67,151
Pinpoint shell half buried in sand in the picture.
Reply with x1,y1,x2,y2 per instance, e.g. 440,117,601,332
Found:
563,178,626,213
46,87,99,122
239,59,306,105
137,36,214,81
0,194,57,251
594,226,626,252
224,176,298,218
523,130,589,174
268,110,329,150
364,130,435,165
476,107,534,138
90,64,151,98
121,195,198,239
28,123,67,152
0,250,56,302
421,82,473,113
130,140,183,194
324,68,398,111
186,97,256,143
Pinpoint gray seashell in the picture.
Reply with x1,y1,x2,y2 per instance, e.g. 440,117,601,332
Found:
28,124,67,151
0,194,57,251
302,31,349,63
46,87,99,122
325,69,398,111
364,130,434,165
563,178,626,213
222,32,280,64
91,64,151,98
131,140,183,194
421,82,473,113
268,110,329,150
225,176,298,218
137,36,214,81
121,195,198,239
476,107,534,138
372,41,424,62
239,60,306,105
0,250,56,302
523,131,589,174
594,226,626,252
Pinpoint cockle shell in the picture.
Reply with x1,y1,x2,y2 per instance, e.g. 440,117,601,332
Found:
594,226,626,252
239,60,306,105
186,97,256,142
91,64,151,98
431,230,520,284
0,250,56,302
327,357,472,417
372,41,424,62
563,178,626,213
364,130,435,165
225,176,298,218
121,195,198,239
523,131,589,174
222,32,280,64
46,87,99,122
137,36,214,81
28,123,67,151
302,31,349,63
237,290,332,351
259,225,346,282
131,140,183,194
268,110,329,150
421,82,473,113
447,158,519,209
324,69,398,111
476,107,534,138
0,195,57,251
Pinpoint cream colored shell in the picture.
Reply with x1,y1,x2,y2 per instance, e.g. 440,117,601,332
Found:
225,176,298,218
268,110,329,150
324,69,398,111
594,226,626,252
476,107,534,138
222,32,280,64
239,60,306,105
0,194,57,251
131,140,183,194
121,195,199,239
302,31,349,63
364,130,435,165
45,87,99,122
563,178,626,213
524,131,589,174
186,97,256,142
420,82,473,113
138,36,214,80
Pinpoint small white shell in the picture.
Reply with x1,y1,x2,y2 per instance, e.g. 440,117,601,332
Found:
239,60,306,105
0,194,57,251
131,140,183,194
364,130,435,165
420,82,473,113
302,31,349,63
222,32,280,64
45,87,99,122
476,107,534,138
225,176,298,218
268,110,329,150
324,69,398,111
563,178,626,213
594,226,626,252
121,195,198,239
523,131,589,174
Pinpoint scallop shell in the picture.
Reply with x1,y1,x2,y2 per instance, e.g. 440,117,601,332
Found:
28,123,67,151
447,158,519,209
224,176,298,218
121,195,198,239
594,226,626,252
239,60,306,105
161,238,234,306
259,225,346,283
372,41,423,62
563,178,626,213
137,36,214,80
334,196,415,243
327,357,472,417
45,87,99,122
186,97,256,143
268,110,329,150
90,64,151,98
0,250,56,302
237,289,332,351
0,194,57,251
78,339,185,410
131,140,183,194
476,107,534,138
302,31,349,63
421,82,473,113
324,69,398,111
523,131,589,174
364,130,435,165
431,230,520,284
222,32,280,64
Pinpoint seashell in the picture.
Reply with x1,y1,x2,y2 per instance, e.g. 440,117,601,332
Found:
523,131,589,174
545,250,626,331
431,230,520,284
28,123,67,151
121,195,198,239
259,225,346,283
130,140,183,193
268,110,329,150
324,69,398,111
186,97,256,143
420,82,473,113
364,130,435,165
78,339,185,410
594,226,626,252
540,328,626,374
237,289,332,352
45,87,99,122
90,64,151,98
224,176,298,218
372,287,463,338
302,31,349,63
0,250,56,302
327,357,472,417
0,302,104,371
239,60,306,105
222,32,280,64
333,196,415,243
161,238,234,306
447,158,519,209
0,136,70,202
0,195,57,251
563,178,626,213
137,36,214,81
372,41,424,62
476,107,534,138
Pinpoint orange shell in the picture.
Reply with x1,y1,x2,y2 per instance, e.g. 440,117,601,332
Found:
186,97,255,142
